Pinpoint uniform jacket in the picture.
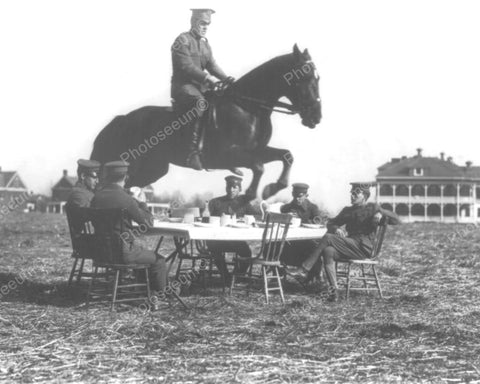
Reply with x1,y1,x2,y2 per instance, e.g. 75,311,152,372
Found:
327,202,400,252
90,183,153,245
66,182,94,208
171,30,227,94
209,195,257,217
280,199,321,224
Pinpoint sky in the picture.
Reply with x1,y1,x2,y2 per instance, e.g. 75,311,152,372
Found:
1,0,480,213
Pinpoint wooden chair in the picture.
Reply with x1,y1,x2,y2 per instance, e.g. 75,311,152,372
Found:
230,212,292,304
335,217,387,299
85,208,151,311
65,205,96,286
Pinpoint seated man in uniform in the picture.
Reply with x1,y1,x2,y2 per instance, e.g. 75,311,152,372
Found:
290,183,400,301
66,159,100,208
280,183,324,281
90,161,167,294
207,175,258,282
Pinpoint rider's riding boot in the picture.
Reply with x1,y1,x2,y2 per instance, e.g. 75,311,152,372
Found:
186,119,203,170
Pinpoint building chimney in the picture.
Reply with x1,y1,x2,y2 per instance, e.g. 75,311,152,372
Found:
447,156,453,162
466,161,473,168
63,169,68,177
440,152,445,160
416,148,423,157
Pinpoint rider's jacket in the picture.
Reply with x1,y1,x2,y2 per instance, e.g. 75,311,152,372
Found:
171,30,227,95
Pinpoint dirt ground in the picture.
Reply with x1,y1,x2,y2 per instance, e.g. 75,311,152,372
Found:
0,212,479,383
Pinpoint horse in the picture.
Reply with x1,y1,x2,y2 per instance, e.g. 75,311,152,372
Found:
91,44,321,199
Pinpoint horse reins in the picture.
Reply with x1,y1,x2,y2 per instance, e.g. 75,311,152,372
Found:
229,94,298,115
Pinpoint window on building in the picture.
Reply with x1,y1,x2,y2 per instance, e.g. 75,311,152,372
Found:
413,168,424,176
412,185,425,197
459,185,471,197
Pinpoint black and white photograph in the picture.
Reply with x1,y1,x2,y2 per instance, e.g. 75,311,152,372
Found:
1,1,480,382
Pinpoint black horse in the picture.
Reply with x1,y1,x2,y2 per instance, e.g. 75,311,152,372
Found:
91,45,321,199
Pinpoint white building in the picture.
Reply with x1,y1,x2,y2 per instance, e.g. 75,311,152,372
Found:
376,149,480,223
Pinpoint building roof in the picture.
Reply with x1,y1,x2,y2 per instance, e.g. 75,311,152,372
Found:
377,149,480,180
0,168,28,190
52,170,77,190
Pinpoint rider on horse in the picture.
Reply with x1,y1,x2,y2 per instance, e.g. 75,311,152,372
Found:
171,8,234,170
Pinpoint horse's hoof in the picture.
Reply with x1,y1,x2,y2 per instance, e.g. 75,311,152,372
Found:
262,182,286,200
229,168,244,177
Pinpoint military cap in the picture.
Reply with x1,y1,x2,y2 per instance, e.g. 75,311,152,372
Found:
190,8,215,22
104,160,129,177
292,183,310,194
225,175,243,187
77,159,100,175
350,182,375,198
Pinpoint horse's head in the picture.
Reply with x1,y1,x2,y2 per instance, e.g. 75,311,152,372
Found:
284,44,322,128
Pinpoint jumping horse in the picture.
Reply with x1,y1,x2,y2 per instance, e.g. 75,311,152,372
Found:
91,44,321,199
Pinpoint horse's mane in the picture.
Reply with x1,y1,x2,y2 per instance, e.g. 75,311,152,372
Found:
231,53,296,98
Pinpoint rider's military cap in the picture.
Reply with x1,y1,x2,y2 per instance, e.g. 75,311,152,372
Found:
292,183,310,194
77,159,100,175
104,161,130,177
225,175,243,187
190,9,215,22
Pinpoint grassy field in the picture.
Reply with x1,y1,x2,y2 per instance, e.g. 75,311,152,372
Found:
0,212,479,383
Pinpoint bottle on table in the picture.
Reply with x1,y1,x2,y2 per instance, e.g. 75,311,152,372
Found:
202,200,210,223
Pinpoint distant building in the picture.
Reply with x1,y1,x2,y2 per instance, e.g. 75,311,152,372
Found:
47,169,77,213
48,168,156,213
0,166,30,212
51,169,77,202
376,148,480,223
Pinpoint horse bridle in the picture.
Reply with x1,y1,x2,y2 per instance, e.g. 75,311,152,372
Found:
216,60,319,116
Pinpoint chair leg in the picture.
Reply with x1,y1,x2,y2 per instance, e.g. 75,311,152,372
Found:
68,258,79,286
175,258,183,280
76,258,86,284
229,267,236,296
345,263,351,300
247,264,253,297
86,266,98,309
275,267,285,304
360,264,369,293
111,269,121,311
372,265,383,299
262,266,269,304
144,268,151,302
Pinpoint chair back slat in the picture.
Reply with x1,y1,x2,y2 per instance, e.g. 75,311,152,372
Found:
65,206,96,259
370,216,388,259
89,208,126,264
258,212,292,262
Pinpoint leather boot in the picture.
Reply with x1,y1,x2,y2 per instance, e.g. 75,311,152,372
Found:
186,119,203,170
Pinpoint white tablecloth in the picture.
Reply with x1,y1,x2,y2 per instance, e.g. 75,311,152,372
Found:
148,222,326,241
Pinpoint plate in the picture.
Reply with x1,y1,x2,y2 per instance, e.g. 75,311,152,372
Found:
228,223,251,229
168,217,183,223
302,223,323,229
193,222,216,228
254,222,267,228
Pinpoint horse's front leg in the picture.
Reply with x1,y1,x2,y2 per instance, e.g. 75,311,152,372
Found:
253,146,293,199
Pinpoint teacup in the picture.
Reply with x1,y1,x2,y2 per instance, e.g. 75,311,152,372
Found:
244,215,255,225
291,217,302,228
220,215,231,227
183,213,194,224
209,216,221,226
